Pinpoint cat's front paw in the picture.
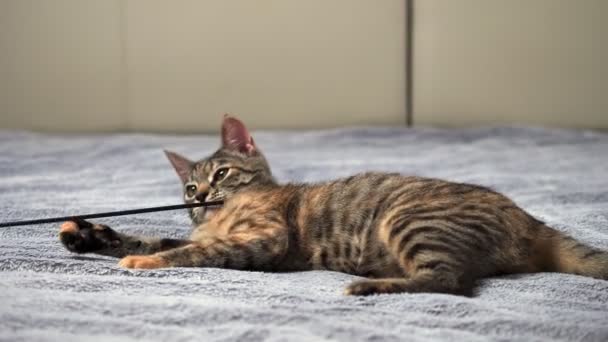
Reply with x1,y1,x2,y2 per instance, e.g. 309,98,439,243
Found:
59,218,120,253
118,255,168,269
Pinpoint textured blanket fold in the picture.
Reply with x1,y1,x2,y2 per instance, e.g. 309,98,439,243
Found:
1,127,607,341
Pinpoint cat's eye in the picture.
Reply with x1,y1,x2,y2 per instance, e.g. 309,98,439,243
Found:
185,184,197,197
213,168,229,182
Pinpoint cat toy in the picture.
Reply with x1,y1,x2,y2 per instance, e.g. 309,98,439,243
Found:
0,201,224,228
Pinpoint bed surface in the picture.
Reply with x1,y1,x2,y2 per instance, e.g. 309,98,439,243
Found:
1,127,607,341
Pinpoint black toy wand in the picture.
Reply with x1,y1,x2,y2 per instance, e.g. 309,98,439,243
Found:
0,201,224,228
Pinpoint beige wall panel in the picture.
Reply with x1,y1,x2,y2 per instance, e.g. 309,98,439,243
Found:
0,0,124,132
413,0,607,128
126,0,406,132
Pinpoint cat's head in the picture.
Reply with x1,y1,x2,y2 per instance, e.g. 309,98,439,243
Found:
165,115,275,224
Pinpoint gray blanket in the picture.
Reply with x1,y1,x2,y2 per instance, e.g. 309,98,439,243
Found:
1,127,607,341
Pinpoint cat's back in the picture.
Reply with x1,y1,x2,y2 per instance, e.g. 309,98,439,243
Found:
217,172,512,234
305,171,502,208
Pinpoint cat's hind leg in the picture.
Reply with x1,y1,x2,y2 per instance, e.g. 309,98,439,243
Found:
59,219,192,258
344,264,474,296
344,220,479,296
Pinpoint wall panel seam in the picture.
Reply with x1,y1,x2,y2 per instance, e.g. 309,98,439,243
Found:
405,0,413,127
119,0,130,131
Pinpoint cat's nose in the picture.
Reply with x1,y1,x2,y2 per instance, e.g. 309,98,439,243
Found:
195,192,209,202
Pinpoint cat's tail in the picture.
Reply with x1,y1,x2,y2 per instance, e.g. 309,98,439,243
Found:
536,225,608,280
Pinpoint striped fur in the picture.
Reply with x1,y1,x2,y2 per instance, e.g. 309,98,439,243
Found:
59,116,608,296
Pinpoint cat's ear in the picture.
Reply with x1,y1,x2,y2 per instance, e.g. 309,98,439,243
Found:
164,150,193,183
221,114,257,155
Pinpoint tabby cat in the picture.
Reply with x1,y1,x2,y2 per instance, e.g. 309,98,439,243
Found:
59,115,608,296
